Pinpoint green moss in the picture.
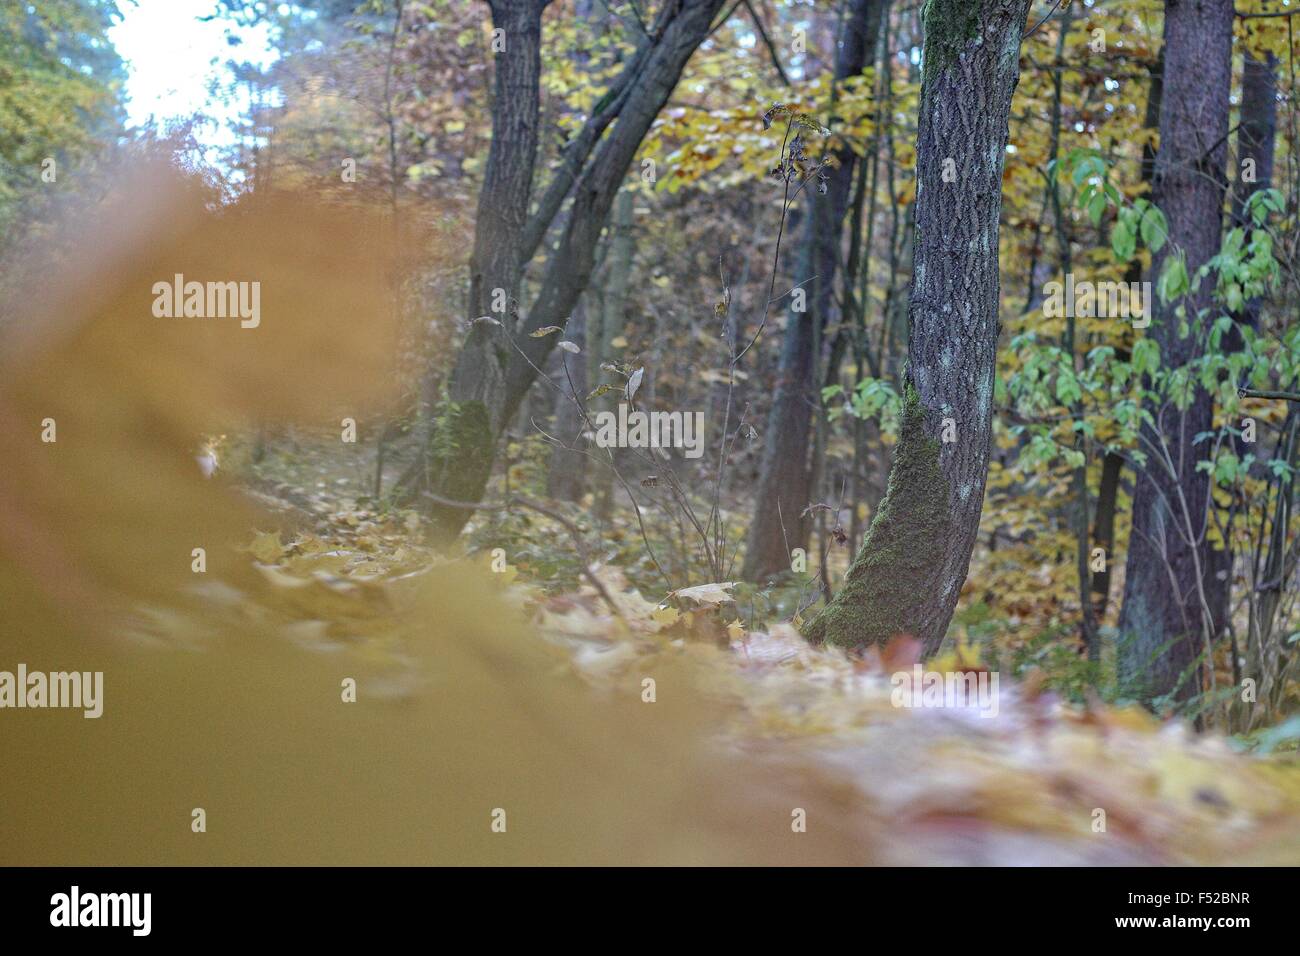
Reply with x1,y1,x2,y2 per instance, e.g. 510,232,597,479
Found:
426,400,495,543
802,384,952,650
921,0,981,86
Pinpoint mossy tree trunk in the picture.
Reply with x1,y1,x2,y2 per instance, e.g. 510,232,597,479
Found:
1117,0,1234,706
804,0,1032,655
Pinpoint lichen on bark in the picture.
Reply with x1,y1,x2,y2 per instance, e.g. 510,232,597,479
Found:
802,385,953,650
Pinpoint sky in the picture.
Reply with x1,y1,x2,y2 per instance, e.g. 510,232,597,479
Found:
107,0,280,154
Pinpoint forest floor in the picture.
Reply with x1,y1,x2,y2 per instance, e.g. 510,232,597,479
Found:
221,430,1300,865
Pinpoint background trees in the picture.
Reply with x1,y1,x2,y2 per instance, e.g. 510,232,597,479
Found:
11,0,1300,731
0,0,124,256
421,0,730,540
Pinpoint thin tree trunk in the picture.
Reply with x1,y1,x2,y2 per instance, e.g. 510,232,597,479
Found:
805,0,1033,654
1091,47,1164,621
1205,50,1277,640
593,189,635,520
1040,3,1100,658
743,0,886,583
546,296,589,501
1117,0,1234,707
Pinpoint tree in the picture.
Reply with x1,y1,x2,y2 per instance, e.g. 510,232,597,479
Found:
743,0,887,583
420,0,730,539
546,295,589,501
804,0,1033,654
1091,48,1164,625
1116,0,1234,706
0,0,125,249
1205,46,1278,641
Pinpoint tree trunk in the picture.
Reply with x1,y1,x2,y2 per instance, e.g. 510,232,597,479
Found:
1091,47,1164,621
1117,0,1234,707
455,0,548,417
546,296,589,501
1205,50,1277,640
417,0,548,539
422,0,728,540
592,188,635,520
804,0,1032,654
743,0,886,583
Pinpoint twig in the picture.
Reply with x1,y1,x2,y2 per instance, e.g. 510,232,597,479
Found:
1023,0,1067,40
1236,7,1300,19
1240,387,1300,402
743,0,792,87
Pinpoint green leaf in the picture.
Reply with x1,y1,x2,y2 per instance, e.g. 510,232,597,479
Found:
1055,366,1082,405
1111,220,1136,261
1131,338,1160,377
1158,253,1189,303
1086,190,1106,226
1140,206,1167,252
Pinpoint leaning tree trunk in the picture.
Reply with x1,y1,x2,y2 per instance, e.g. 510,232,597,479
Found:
804,0,1032,654
1117,0,1234,707
423,0,728,540
743,0,886,583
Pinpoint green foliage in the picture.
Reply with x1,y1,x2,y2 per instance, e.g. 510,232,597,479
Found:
822,376,901,435
1007,622,1108,703
0,0,124,245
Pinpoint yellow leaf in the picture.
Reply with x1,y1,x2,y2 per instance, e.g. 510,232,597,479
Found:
651,605,681,630
248,531,285,564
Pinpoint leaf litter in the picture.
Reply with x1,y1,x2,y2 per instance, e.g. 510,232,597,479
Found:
1,164,1298,865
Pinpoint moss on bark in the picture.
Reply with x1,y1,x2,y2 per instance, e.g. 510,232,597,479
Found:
802,386,952,650
921,0,981,86
426,400,495,543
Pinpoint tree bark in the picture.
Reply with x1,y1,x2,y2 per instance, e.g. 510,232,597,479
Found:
454,0,549,429
414,0,549,539
1091,48,1163,620
804,0,1032,654
1117,0,1234,706
546,296,589,501
591,188,636,520
743,0,886,583
1204,50,1277,640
